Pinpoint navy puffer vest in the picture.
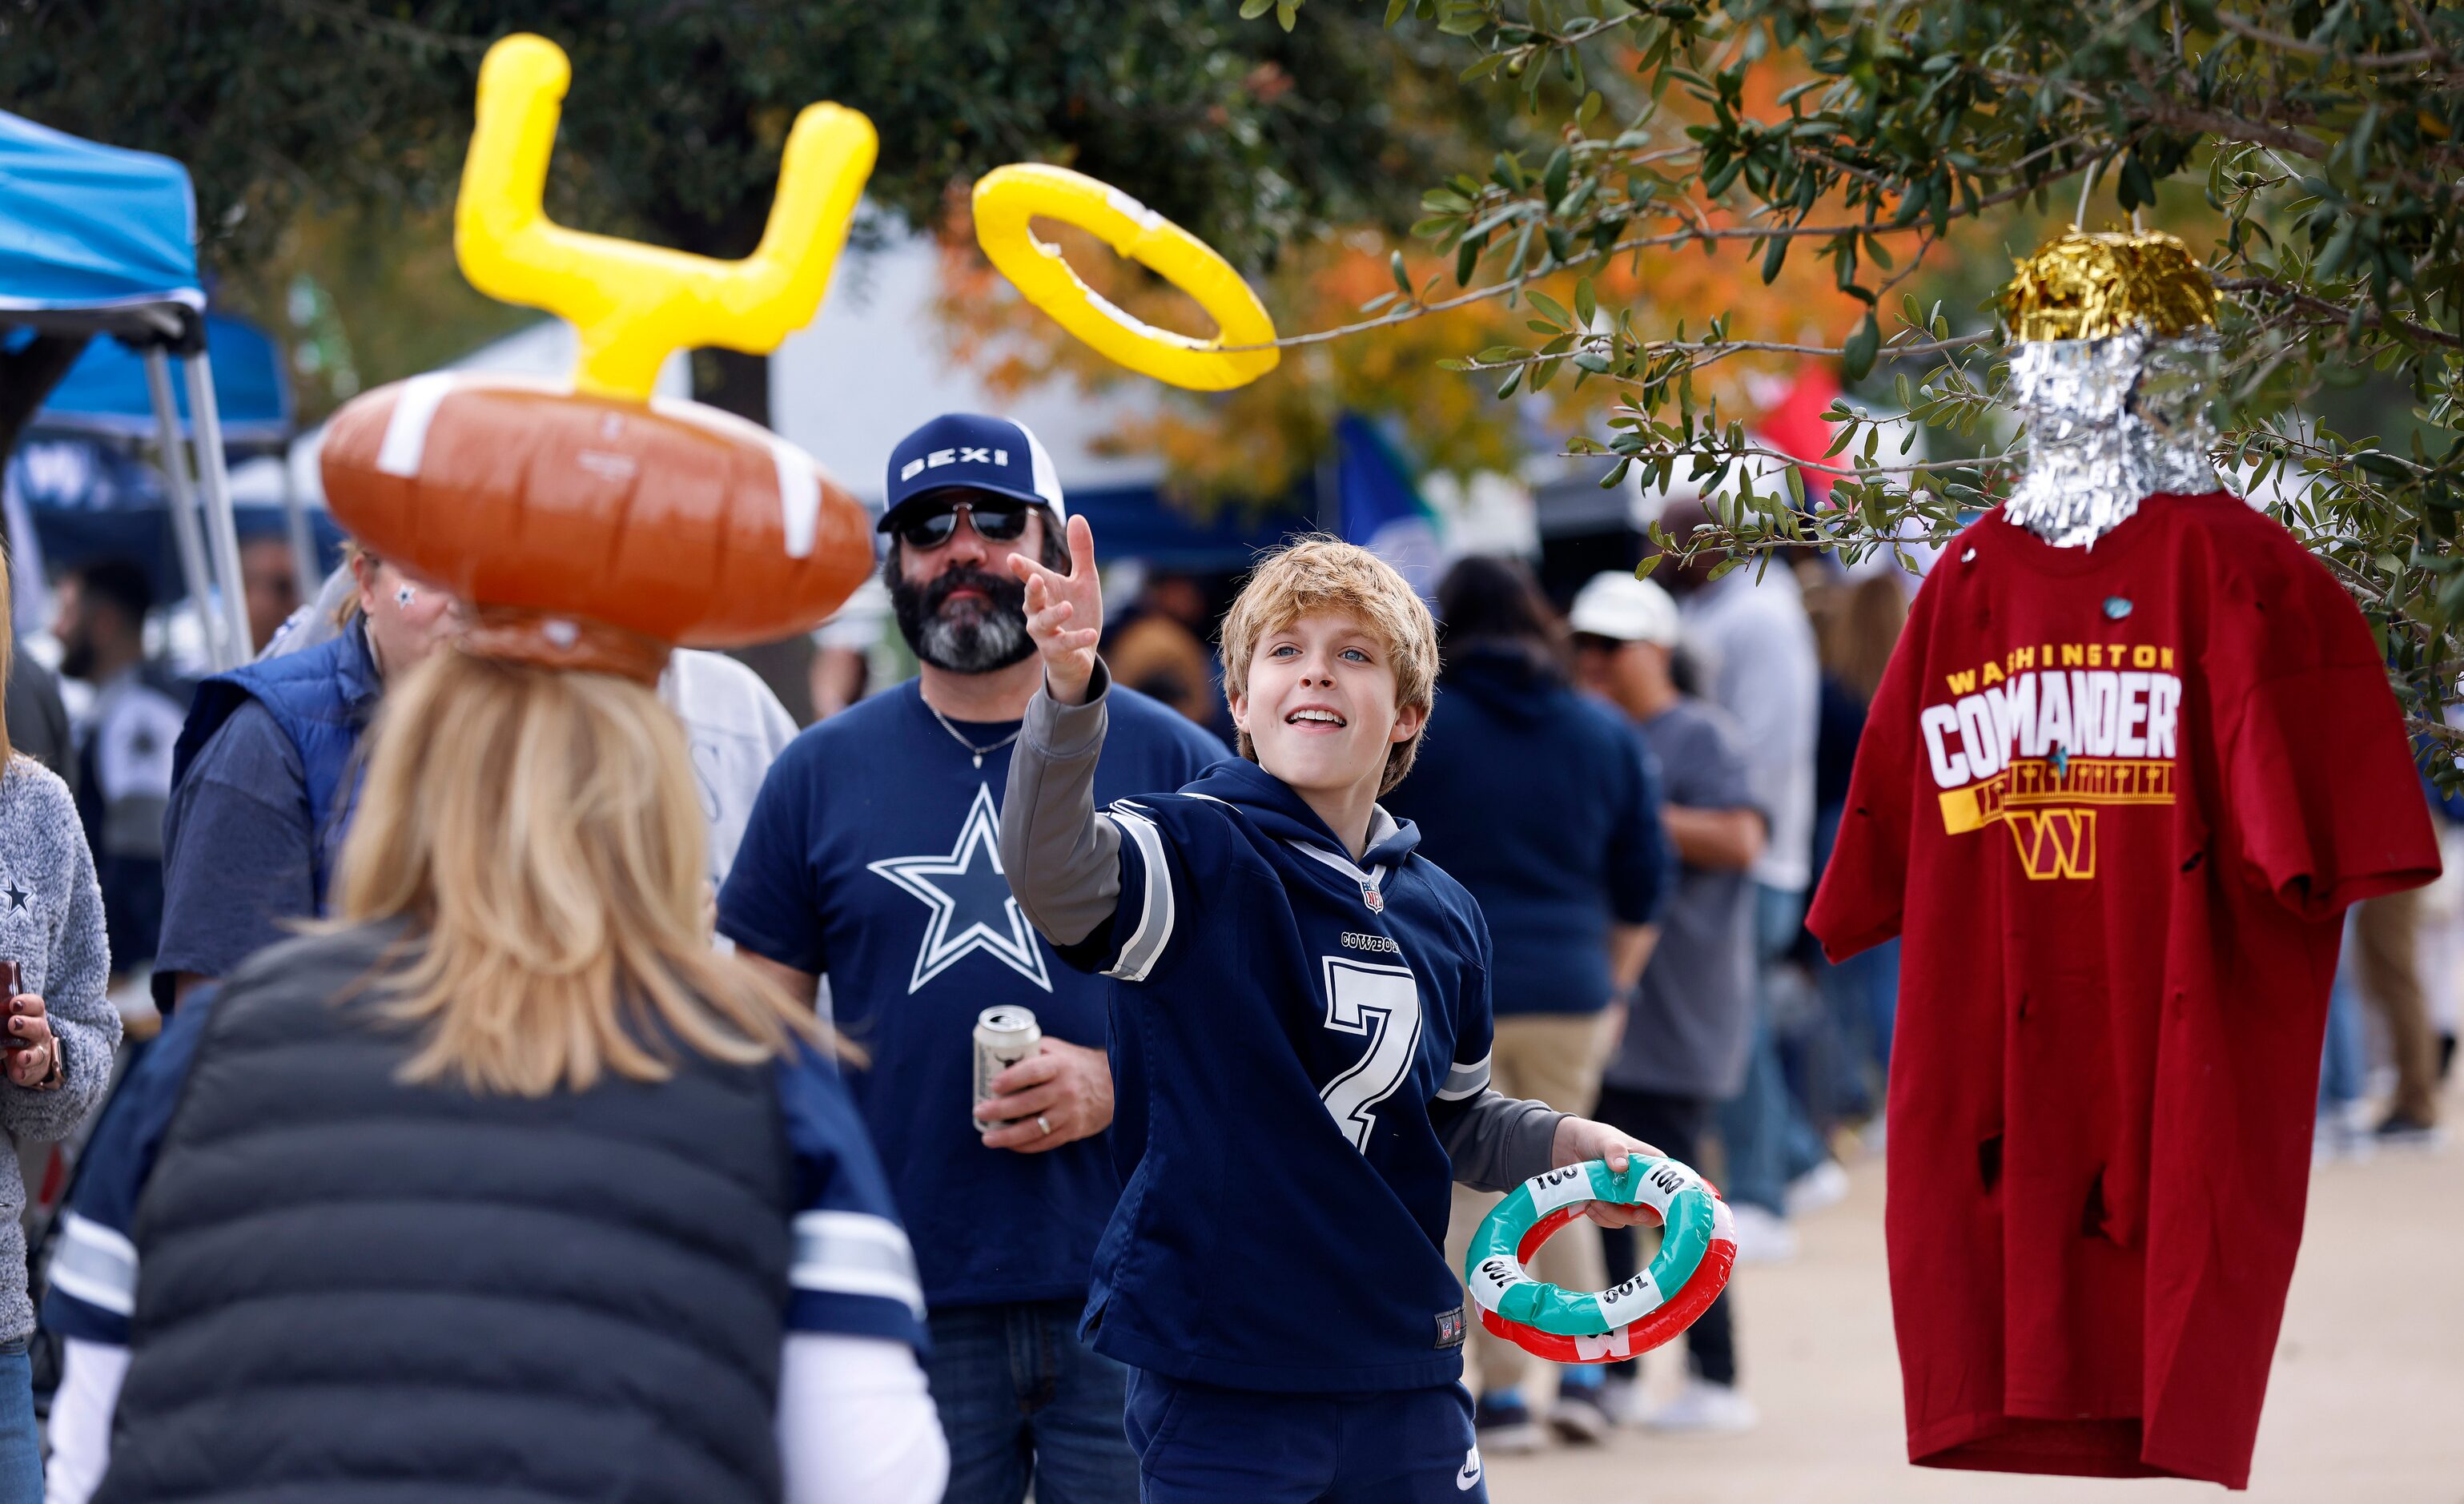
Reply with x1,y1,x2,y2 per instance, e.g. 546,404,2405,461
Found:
100,923,795,1504
170,625,382,910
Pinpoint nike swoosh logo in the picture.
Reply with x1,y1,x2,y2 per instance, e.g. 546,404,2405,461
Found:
1457,1448,1483,1490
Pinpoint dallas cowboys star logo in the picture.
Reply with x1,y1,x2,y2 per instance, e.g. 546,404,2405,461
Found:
0,883,25,914
868,784,1052,994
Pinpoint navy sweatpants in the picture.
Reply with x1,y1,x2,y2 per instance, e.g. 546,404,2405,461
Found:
1123,1369,1485,1502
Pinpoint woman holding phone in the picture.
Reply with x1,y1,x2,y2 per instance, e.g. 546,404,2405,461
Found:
0,562,121,1501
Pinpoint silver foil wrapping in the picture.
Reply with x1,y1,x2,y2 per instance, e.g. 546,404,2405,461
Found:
2002,328,2221,548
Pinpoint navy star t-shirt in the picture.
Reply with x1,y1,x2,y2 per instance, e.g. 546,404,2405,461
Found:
719,678,1224,1310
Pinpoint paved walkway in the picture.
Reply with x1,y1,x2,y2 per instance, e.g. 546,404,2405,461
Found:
1489,1082,2464,1502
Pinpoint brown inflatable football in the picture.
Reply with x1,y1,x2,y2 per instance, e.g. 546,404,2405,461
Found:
320,373,872,653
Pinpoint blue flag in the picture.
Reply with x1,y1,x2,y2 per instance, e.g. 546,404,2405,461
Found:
1334,412,1443,605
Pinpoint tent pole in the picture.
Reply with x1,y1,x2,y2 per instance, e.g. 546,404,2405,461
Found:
183,354,253,668
278,448,319,622
143,349,222,666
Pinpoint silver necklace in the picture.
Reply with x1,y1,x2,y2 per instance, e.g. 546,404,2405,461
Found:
927,703,1022,769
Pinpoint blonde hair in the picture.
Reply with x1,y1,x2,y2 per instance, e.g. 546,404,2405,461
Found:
333,541,369,629
1220,536,1438,795
331,649,816,1096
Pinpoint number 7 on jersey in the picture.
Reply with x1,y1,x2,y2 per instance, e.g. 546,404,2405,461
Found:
1317,958,1425,1152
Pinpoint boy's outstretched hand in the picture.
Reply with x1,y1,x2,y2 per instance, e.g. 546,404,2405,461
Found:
1011,513,1103,705
1551,1115,1670,1229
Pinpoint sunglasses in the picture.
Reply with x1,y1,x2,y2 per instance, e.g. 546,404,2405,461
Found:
897,501,1034,550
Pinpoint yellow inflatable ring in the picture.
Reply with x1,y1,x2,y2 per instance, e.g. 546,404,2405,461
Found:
972,164,1280,392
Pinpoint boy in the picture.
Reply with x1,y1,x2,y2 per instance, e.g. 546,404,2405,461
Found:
999,522,1657,1502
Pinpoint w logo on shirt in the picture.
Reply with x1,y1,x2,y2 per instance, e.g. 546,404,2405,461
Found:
2007,808,2096,879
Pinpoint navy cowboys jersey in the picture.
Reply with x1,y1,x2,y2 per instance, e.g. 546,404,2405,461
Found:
720,678,1224,1309
1058,757,1497,1393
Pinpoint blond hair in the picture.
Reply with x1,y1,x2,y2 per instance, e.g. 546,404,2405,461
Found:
331,649,816,1096
1220,536,1438,795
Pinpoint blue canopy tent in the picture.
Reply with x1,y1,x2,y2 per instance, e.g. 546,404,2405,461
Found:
38,311,292,444
0,108,259,668
4,431,344,615
30,308,321,622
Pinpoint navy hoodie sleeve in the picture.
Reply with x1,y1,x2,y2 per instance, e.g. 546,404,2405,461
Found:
1606,718,1674,927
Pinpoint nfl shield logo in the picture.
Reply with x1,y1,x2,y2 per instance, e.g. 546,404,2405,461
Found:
1362,882,1384,913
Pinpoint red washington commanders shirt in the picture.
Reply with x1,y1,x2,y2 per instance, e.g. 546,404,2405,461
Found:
1808,493,2438,1489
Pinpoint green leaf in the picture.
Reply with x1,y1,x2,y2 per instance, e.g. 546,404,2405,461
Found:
1240,0,1274,18
1543,147,1573,208
1528,291,1573,327
1577,90,1603,127
1574,277,1597,327
1843,310,1881,381
1477,345,1526,363
1385,0,1411,25
1392,251,1413,296
1761,235,1787,284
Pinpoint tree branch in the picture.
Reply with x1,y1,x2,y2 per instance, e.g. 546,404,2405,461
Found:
2216,274,2464,350
2210,9,2446,67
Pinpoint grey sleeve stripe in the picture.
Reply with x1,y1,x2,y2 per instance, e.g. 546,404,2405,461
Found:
1104,810,1175,983
1435,1051,1492,1102
792,1211,925,1318
49,1213,137,1317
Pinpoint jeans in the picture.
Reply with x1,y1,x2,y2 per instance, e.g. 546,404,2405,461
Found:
1715,885,1821,1212
1595,1087,1736,1386
1124,1370,1482,1503
2318,956,2367,1120
926,1298,1140,1504
0,1341,41,1504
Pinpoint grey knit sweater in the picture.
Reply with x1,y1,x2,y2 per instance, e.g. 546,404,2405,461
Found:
0,755,119,1341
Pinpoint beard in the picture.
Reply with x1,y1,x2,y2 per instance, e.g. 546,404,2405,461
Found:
890,562,1035,674
58,633,95,683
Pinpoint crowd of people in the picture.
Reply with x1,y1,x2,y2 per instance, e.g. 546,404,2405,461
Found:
0,406,2446,1502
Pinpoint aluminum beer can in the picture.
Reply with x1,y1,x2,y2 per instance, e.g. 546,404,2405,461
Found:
973,1006,1041,1134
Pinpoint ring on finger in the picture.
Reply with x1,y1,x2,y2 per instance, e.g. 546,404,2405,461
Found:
1037,1113,1053,1137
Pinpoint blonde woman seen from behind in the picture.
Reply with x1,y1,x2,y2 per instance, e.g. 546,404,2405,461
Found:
42,649,946,1504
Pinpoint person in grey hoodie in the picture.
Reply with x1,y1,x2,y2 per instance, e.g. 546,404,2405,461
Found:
0,585,120,1501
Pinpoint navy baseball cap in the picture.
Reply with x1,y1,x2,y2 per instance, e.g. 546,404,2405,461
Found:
880,412,1067,533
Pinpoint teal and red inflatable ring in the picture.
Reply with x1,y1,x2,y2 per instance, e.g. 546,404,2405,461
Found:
1465,1156,1738,1365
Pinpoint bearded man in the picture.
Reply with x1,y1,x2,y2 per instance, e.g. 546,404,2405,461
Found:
720,414,1224,1504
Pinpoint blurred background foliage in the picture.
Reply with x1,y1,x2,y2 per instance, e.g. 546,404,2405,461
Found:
10,0,2464,734
1217,0,2464,741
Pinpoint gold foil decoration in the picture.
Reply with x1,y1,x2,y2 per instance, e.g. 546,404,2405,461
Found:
2003,230,2217,343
